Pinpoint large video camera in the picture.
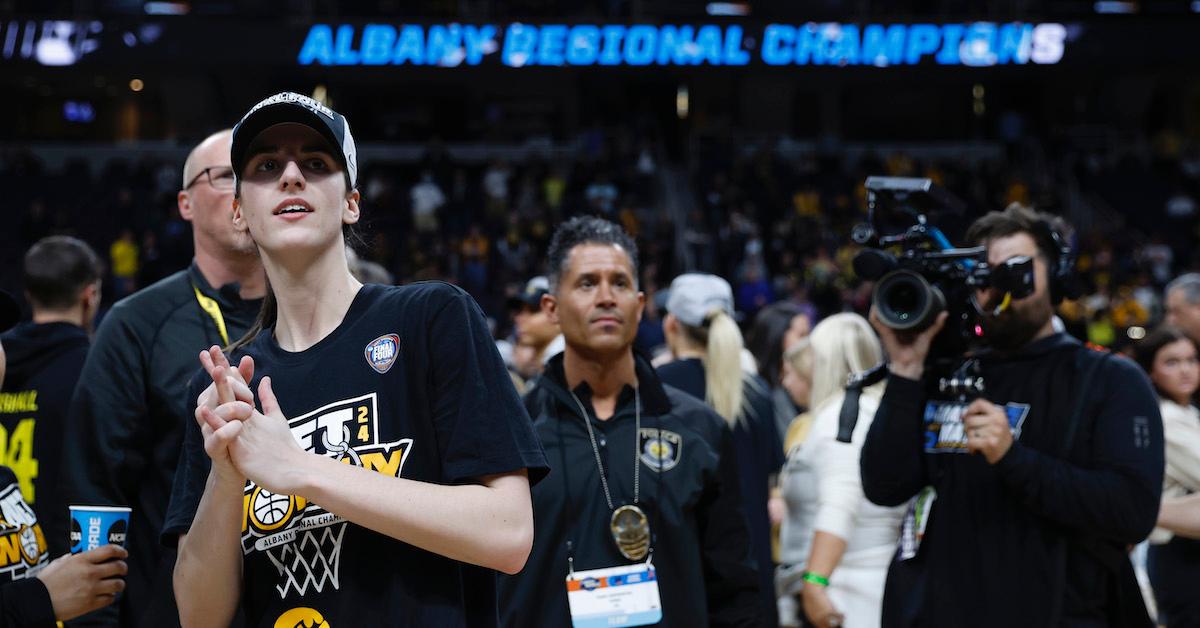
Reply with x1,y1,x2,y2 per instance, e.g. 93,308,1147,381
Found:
851,177,1036,381
835,177,1042,444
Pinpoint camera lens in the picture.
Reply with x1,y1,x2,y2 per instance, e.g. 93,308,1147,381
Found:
886,282,923,318
874,270,946,332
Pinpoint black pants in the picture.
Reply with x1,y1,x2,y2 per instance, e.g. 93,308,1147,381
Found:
1148,537,1200,627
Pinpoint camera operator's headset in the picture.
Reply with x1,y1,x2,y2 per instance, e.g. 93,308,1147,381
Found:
978,217,1077,316
1033,217,1079,305
836,215,1078,443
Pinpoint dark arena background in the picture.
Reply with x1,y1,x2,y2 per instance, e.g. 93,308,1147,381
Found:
5,1,1200,627
2,0,1198,347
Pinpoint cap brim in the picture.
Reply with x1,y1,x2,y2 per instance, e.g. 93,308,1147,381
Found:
231,104,347,183
0,289,19,333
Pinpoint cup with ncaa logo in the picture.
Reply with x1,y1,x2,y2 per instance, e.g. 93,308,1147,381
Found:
69,505,131,553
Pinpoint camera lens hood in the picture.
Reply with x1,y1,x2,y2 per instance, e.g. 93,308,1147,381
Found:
874,269,946,332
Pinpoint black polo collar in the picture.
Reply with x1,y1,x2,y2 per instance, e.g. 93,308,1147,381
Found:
542,349,672,417
187,261,257,311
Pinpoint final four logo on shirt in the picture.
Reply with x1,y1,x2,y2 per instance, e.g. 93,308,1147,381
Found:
365,334,400,374
639,428,682,471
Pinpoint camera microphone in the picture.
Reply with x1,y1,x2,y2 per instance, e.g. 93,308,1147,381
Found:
852,249,898,282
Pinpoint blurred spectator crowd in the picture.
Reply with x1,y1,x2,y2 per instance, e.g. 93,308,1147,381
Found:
3,126,1200,347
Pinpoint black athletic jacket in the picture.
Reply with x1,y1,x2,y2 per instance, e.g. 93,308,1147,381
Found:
861,333,1164,627
499,353,762,627
60,263,260,627
0,577,53,628
0,321,89,557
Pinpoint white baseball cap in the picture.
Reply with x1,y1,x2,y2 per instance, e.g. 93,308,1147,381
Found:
665,273,734,328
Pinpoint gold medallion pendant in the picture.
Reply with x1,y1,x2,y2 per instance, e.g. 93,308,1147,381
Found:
611,504,650,561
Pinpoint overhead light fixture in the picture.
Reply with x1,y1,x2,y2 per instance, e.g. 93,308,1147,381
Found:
706,2,750,16
1093,1,1137,13
144,2,190,15
676,85,689,120
129,78,144,92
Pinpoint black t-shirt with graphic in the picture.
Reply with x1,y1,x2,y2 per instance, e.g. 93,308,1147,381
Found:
163,282,548,628
0,465,55,628
0,465,50,586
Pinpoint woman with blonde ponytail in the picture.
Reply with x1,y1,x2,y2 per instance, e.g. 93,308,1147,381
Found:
776,313,904,628
657,273,786,627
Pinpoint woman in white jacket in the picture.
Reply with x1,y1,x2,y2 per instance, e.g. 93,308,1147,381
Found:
777,313,905,628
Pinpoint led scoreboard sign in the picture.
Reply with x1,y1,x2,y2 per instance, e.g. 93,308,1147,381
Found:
17,18,1161,71
296,22,1069,68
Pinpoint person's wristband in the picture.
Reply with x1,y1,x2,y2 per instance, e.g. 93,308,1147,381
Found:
802,571,830,587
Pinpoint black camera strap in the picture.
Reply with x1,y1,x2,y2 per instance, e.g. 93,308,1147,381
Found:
1058,348,1111,459
836,363,890,443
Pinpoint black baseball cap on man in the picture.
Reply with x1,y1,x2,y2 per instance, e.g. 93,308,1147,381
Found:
231,92,358,189
508,276,550,310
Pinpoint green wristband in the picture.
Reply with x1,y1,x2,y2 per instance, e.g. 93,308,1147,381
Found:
802,571,830,587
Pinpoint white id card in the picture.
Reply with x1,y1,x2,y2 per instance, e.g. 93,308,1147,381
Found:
899,486,936,560
566,562,663,628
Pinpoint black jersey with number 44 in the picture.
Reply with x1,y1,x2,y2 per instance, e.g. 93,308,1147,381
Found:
164,282,548,628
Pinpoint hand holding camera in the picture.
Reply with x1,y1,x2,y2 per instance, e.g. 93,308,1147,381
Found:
869,306,948,381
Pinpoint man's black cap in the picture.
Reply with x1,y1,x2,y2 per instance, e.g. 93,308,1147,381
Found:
508,276,550,309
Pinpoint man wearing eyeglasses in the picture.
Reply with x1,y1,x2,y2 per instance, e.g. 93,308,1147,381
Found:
61,129,265,627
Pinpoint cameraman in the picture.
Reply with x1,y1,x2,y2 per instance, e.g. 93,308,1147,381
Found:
860,204,1164,627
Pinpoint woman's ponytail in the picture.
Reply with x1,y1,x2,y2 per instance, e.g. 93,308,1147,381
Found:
702,310,747,428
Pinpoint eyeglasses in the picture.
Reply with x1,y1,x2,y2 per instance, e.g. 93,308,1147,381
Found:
184,166,235,191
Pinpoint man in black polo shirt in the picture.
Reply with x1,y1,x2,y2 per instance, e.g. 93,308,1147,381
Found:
61,129,265,626
499,216,761,627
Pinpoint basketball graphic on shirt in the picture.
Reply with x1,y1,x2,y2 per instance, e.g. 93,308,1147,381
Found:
274,607,329,628
0,481,48,578
18,524,41,565
238,392,415,599
251,487,296,532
